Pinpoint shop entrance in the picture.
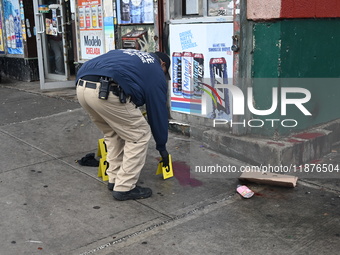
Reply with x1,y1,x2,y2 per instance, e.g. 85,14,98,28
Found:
33,0,75,89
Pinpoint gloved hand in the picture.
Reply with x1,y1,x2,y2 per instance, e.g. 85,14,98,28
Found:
159,150,169,169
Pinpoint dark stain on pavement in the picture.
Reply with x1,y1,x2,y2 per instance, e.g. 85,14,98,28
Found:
253,187,291,199
172,161,203,187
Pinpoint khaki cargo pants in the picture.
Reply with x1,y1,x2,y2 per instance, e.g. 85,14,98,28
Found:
76,80,151,192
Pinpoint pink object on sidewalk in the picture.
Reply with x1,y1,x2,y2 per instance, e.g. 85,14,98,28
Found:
236,185,254,198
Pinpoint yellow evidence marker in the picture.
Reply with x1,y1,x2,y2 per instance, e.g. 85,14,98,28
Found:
97,138,109,181
156,154,174,179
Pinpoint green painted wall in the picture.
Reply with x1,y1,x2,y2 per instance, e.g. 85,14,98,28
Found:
252,19,340,136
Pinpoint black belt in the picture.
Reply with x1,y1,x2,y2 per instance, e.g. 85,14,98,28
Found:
78,79,98,88
78,79,120,96
81,75,116,83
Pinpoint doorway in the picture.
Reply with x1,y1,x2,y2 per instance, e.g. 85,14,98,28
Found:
33,0,75,89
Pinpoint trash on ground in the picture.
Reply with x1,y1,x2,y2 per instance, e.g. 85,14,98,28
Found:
239,171,298,188
76,153,99,167
26,240,43,243
236,185,254,198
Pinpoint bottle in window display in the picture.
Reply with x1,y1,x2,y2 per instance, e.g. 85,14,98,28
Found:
98,5,103,27
9,14,16,49
120,0,131,23
142,0,154,23
85,6,91,28
208,0,232,16
130,0,142,23
5,19,11,48
79,6,85,28
91,5,97,28
14,9,22,48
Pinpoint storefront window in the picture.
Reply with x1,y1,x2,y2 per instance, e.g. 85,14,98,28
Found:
115,0,156,52
116,0,154,24
208,0,233,17
170,0,233,20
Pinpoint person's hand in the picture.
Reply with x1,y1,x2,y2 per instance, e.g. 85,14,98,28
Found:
159,150,169,169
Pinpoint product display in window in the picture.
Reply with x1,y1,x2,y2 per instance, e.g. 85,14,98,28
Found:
208,0,233,16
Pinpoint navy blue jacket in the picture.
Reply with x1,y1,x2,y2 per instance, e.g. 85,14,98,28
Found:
77,49,168,151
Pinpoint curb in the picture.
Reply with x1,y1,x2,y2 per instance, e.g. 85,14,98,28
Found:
169,119,340,166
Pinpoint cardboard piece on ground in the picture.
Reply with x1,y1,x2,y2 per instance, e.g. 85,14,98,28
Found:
239,171,298,188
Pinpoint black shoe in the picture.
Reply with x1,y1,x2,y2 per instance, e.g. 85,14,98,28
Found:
112,186,152,201
108,183,115,191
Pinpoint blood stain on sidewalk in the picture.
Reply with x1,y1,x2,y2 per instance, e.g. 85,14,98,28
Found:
172,161,203,187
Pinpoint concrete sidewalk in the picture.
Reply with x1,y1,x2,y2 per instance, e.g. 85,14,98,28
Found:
0,80,340,255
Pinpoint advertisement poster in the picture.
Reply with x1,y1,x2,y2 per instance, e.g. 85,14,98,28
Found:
3,0,23,54
78,0,104,60
169,23,233,119
103,0,115,52
0,9,4,53
104,17,115,52
117,0,154,24
45,18,57,36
